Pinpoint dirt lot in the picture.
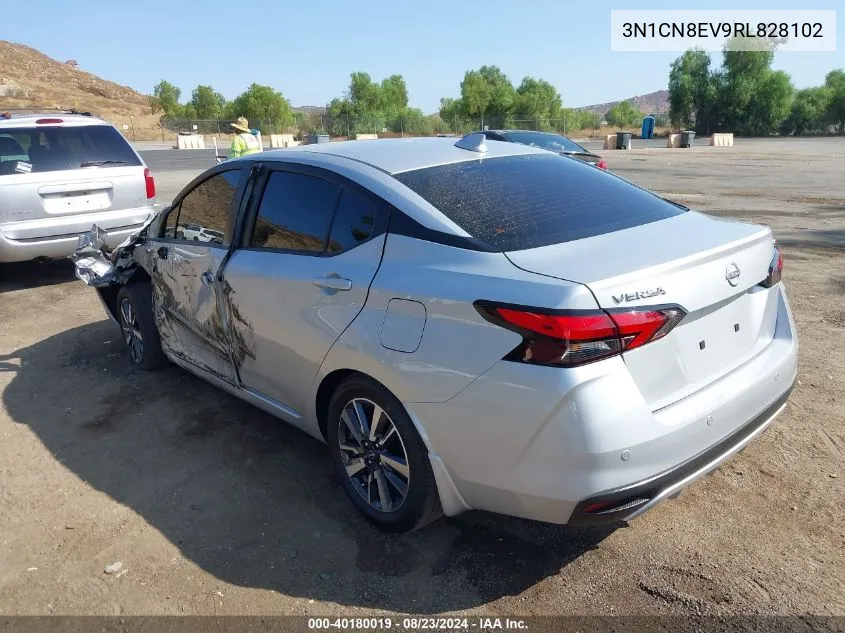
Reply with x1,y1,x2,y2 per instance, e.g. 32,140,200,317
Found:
0,139,843,617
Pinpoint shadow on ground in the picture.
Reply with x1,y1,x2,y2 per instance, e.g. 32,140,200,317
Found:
1,321,616,612
0,260,77,293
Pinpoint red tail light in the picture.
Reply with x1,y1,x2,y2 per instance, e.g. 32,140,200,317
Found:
760,247,783,288
475,302,685,367
35,118,64,124
597,159,608,170
144,167,156,199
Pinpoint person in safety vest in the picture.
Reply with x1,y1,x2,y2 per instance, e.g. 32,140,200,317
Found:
228,117,262,159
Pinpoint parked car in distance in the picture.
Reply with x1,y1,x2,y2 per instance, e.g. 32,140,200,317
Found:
177,223,224,244
479,129,607,170
0,110,156,263
74,134,796,533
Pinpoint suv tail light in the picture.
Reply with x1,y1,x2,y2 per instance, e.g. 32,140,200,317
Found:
144,167,156,199
759,247,783,288
596,159,608,170
475,302,686,368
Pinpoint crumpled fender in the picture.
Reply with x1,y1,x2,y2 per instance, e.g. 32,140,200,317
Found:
71,219,152,287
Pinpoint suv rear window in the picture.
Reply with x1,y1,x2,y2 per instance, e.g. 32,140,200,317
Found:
393,153,685,251
0,125,141,175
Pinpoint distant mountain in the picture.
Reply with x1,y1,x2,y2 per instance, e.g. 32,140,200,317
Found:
579,90,669,117
292,105,326,115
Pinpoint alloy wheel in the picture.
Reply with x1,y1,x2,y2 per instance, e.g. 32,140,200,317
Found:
119,297,144,364
337,398,410,513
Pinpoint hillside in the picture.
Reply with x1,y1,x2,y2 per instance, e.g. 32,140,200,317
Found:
0,40,161,138
580,90,669,117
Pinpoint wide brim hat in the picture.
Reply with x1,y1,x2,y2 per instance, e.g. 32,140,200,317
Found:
231,117,251,133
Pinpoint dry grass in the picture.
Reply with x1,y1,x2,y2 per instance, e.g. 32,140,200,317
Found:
0,40,163,140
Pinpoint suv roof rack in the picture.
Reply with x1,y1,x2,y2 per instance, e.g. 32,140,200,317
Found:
1,108,94,118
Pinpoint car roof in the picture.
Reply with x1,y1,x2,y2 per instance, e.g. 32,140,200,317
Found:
0,112,110,129
274,136,546,175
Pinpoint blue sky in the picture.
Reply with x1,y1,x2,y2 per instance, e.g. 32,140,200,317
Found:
2,0,842,112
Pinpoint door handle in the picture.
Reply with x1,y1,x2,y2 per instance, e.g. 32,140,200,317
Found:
157,246,168,260
313,276,352,291
200,271,214,285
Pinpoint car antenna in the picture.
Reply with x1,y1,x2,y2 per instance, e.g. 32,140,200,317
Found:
454,133,488,154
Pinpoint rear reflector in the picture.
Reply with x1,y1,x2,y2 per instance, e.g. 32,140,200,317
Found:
35,118,64,124
144,167,156,199
475,302,685,368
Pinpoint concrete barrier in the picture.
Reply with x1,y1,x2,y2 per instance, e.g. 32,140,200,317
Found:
710,133,734,147
355,133,379,141
270,134,296,148
667,134,682,148
176,134,205,150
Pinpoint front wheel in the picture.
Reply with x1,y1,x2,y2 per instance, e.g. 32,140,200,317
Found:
327,375,442,532
116,283,168,370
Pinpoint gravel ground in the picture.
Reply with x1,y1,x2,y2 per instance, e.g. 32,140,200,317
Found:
0,138,843,617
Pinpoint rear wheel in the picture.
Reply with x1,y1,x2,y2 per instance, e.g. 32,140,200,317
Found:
116,283,168,370
327,376,442,532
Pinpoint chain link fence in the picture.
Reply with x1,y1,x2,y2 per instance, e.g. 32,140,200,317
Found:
160,114,617,141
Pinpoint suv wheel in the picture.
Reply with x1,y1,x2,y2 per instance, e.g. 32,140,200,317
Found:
327,376,442,532
116,283,168,370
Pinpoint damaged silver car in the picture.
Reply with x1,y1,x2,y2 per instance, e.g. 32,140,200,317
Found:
74,139,797,533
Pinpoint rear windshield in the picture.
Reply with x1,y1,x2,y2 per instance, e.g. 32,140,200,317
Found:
503,131,585,154
393,153,685,251
0,125,140,175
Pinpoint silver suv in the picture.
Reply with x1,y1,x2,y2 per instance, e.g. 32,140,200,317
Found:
0,110,156,263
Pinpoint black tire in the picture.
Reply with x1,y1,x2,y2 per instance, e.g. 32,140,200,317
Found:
327,375,442,532
116,283,168,370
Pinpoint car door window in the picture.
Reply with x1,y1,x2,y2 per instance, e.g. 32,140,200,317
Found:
162,205,179,238
250,171,340,252
174,170,241,246
327,189,377,253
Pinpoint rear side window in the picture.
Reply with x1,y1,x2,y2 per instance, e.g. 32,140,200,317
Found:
393,153,685,251
0,125,141,175
174,171,241,246
250,171,340,252
328,189,377,253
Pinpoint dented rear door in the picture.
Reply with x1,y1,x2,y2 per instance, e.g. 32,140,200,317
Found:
147,168,247,383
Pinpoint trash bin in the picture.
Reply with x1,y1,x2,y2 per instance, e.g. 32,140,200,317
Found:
306,133,330,145
681,130,696,148
616,131,632,150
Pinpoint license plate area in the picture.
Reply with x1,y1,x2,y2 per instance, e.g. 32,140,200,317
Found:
42,189,112,215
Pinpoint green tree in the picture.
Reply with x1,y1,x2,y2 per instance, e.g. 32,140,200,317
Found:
460,70,493,123
605,100,643,127
348,72,382,116
189,85,227,119
783,87,831,134
716,38,786,134
379,75,409,115
514,77,562,128
668,49,715,131
745,70,793,136
228,84,294,133
824,69,845,133
150,80,182,117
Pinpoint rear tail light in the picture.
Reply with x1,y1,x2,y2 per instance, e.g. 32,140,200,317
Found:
475,302,685,368
759,247,783,288
144,167,156,199
597,159,608,170
35,118,64,124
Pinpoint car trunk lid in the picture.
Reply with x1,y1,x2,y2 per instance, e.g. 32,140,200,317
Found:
505,211,779,409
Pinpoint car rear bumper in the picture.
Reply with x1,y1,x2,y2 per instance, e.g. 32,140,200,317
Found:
0,207,154,263
408,285,798,525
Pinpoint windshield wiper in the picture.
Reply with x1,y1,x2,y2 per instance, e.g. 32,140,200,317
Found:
80,160,127,167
